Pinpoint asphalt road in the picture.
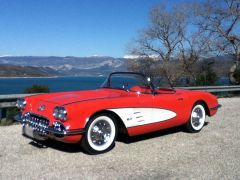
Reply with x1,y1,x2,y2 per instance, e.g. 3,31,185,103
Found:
0,97,239,180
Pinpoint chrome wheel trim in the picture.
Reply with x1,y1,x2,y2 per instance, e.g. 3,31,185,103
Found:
87,116,116,151
190,105,206,131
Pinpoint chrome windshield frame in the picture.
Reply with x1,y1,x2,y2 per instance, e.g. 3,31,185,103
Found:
100,72,155,93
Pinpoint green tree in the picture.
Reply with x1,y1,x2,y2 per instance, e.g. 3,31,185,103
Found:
196,65,218,86
24,84,50,93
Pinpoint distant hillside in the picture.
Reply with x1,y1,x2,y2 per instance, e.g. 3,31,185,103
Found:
0,64,60,77
0,55,234,77
0,56,127,76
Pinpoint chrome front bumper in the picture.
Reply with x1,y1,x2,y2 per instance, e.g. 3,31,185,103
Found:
15,113,85,141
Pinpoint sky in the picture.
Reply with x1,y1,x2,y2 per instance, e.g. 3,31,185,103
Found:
0,0,189,58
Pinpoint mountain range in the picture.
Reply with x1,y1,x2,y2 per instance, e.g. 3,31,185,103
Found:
0,56,127,77
0,64,61,77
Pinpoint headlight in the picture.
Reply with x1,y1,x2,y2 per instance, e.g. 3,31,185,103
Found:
16,98,27,110
53,106,67,121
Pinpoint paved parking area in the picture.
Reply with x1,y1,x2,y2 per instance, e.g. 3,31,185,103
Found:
0,97,239,179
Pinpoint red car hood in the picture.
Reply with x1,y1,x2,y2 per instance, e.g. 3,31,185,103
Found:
29,89,123,106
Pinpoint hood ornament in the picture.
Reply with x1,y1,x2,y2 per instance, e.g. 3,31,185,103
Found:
38,105,46,111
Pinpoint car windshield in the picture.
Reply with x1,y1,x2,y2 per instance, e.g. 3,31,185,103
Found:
101,72,151,91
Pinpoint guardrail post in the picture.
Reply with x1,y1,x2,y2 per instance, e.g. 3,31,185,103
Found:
0,108,7,121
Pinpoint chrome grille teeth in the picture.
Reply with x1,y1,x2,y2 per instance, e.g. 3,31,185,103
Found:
23,113,49,135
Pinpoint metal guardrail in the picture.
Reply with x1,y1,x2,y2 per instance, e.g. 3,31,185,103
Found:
0,93,38,120
1,85,240,108
178,85,240,93
0,94,38,108
0,85,239,119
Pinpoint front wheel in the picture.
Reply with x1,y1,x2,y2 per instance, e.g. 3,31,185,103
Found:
81,114,117,154
185,103,206,133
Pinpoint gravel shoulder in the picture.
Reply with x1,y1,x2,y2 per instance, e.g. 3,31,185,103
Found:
0,97,240,180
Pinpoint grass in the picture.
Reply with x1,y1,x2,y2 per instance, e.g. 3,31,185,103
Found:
0,118,18,126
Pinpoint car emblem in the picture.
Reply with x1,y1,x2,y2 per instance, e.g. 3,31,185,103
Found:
38,105,46,111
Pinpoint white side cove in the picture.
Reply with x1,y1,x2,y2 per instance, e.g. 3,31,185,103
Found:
108,108,177,128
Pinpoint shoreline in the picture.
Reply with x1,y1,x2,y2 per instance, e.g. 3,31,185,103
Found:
0,75,107,79
0,76,59,79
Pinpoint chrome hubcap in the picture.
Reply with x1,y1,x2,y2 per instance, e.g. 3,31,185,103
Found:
192,107,203,127
90,120,112,146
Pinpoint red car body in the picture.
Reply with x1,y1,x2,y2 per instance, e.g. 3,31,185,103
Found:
16,72,221,154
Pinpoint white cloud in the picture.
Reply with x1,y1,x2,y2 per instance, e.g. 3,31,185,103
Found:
123,55,140,59
123,54,160,59
0,54,12,57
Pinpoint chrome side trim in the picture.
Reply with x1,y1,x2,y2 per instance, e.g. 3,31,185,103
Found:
46,127,85,136
66,129,86,135
210,104,222,111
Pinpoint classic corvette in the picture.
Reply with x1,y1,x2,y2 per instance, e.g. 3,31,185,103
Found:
16,72,221,154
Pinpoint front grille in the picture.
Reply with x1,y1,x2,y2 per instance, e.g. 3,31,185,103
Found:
24,113,50,135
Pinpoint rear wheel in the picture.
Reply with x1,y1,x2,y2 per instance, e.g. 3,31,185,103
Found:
185,103,206,133
81,113,117,154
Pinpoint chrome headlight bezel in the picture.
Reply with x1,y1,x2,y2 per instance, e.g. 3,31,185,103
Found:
53,106,68,121
16,98,27,110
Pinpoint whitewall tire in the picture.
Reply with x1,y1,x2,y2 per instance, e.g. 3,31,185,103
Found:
185,103,206,133
81,113,117,154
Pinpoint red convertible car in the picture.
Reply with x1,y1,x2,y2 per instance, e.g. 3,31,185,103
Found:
16,72,221,154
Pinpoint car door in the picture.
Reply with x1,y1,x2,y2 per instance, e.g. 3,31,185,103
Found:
152,91,188,128
122,90,187,136
123,91,185,129
109,90,154,128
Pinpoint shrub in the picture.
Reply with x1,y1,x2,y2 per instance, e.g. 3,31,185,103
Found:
7,107,19,121
195,66,218,86
0,107,20,126
24,84,50,93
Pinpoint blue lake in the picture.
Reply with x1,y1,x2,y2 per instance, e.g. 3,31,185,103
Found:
0,76,106,94
0,76,230,95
